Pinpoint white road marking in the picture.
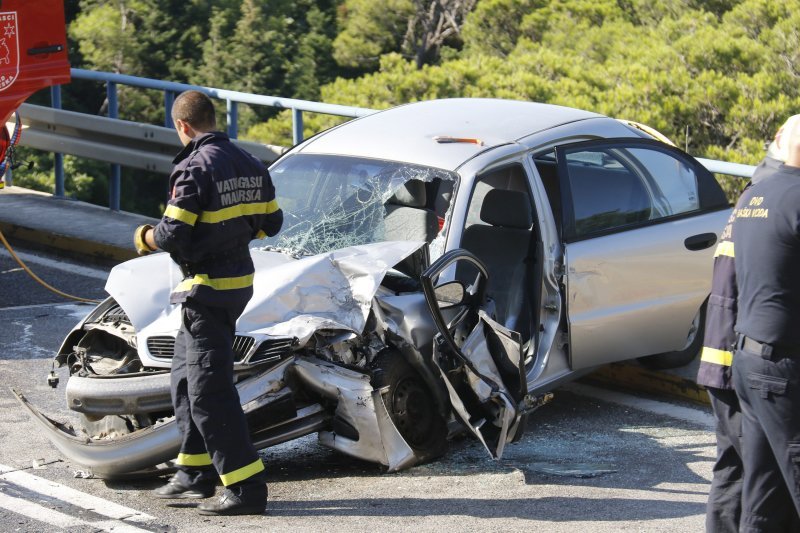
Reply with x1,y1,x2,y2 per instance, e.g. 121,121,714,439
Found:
0,464,156,531
564,382,715,431
0,492,154,532
0,491,87,528
0,247,109,280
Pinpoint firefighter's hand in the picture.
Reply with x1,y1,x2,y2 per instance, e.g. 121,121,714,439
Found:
133,224,156,256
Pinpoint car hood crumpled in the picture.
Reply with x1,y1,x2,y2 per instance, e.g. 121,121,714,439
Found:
105,241,425,344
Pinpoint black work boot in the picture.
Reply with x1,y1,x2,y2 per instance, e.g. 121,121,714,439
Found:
197,483,267,516
153,470,216,499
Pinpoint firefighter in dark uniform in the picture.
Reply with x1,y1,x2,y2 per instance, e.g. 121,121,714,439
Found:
727,113,800,532
698,190,745,533
698,118,800,532
133,90,283,516
697,150,787,532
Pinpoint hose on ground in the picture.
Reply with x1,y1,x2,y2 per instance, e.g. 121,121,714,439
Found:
0,228,101,304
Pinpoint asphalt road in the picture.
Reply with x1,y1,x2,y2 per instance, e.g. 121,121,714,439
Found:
0,246,716,532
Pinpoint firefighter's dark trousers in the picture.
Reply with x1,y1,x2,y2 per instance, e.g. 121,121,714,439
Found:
706,387,742,533
732,343,800,533
170,298,265,487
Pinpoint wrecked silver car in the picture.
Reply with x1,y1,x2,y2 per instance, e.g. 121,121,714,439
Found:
17,98,731,478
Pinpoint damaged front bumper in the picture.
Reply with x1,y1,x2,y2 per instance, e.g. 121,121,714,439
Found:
13,354,419,478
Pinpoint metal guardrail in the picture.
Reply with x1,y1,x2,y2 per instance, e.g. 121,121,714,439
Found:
7,68,756,210
69,68,377,139
695,158,755,179
38,69,377,210
16,103,284,174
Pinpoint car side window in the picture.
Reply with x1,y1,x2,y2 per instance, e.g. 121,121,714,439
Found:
559,145,702,238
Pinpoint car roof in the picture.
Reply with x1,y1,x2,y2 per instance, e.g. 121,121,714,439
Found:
296,98,604,171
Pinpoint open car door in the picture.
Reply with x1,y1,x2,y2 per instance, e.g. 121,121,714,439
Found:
421,249,532,458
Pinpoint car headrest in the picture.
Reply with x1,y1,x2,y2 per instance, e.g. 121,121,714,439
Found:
388,180,427,208
480,189,533,229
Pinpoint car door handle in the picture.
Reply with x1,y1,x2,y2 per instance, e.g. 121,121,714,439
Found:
28,44,64,56
684,232,717,251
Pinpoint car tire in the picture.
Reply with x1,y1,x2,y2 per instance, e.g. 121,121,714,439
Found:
637,304,706,370
371,350,448,463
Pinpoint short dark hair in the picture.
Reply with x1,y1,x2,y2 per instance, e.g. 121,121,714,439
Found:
171,90,216,131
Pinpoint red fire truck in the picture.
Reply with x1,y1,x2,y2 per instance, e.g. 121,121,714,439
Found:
0,0,70,188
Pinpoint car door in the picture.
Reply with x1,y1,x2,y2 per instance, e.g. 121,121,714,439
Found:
553,138,730,370
421,250,530,458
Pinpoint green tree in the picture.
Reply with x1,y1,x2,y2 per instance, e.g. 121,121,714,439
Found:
333,0,413,71
334,0,475,70
54,0,800,211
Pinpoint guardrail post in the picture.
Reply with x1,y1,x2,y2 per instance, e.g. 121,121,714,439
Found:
107,81,121,211
292,108,303,145
51,85,64,198
226,99,238,139
164,90,174,129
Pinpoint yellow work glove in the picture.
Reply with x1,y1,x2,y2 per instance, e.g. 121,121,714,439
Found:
133,224,156,256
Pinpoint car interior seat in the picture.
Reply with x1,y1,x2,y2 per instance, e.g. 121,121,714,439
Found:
381,180,439,284
430,178,454,221
460,188,533,335
383,179,439,242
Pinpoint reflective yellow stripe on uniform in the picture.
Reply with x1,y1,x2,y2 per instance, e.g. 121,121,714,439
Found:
164,204,199,226
255,230,267,239
199,200,279,224
700,347,733,367
219,458,264,486
714,240,734,258
175,273,255,293
176,452,212,467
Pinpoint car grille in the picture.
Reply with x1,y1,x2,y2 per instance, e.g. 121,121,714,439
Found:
249,337,298,364
146,336,177,358
101,303,132,326
232,335,255,361
147,335,255,362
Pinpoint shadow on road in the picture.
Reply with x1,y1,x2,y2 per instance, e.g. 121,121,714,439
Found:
265,496,704,521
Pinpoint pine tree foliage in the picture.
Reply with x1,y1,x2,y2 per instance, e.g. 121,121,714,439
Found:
31,0,800,211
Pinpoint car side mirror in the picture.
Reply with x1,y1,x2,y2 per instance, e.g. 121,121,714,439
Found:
433,281,466,309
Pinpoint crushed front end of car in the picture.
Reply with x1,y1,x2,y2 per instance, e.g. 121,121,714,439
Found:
15,154,543,478
16,241,455,477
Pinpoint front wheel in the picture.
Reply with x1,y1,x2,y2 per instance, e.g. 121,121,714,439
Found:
371,350,447,463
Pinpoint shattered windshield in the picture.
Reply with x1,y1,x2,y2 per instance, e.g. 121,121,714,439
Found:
261,154,458,257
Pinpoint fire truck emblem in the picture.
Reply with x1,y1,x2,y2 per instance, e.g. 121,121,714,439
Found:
0,12,19,92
